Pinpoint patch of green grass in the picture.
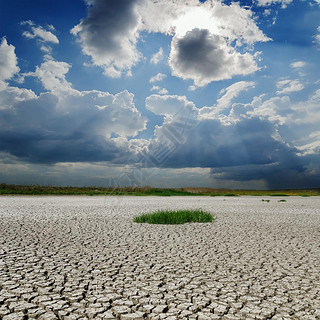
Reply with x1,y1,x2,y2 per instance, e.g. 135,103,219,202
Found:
262,199,270,202
278,199,287,202
134,209,214,225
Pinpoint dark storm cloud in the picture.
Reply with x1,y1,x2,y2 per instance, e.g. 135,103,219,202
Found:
210,159,320,190
150,118,299,168
169,28,258,86
0,91,146,164
80,0,139,51
72,0,142,77
145,115,319,189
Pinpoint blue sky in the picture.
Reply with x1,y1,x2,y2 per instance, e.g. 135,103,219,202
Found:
0,0,320,189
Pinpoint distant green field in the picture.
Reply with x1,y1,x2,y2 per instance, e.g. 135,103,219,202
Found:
0,183,319,196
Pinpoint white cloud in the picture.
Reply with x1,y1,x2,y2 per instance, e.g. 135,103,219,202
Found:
150,85,168,94
245,95,292,125
146,94,196,118
0,38,20,81
24,59,78,96
315,26,320,46
171,2,270,44
22,21,59,44
149,73,167,83
290,88,320,125
188,85,197,91
255,0,293,8
40,45,52,54
296,131,320,156
276,79,304,95
0,81,37,110
158,88,169,95
290,61,306,69
150,47,164,64
217,81,255,110
169,28,260,87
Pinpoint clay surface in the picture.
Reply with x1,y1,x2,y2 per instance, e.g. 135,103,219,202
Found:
0,196,319,319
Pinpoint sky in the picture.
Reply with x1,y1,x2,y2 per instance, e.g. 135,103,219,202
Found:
0,0,320,189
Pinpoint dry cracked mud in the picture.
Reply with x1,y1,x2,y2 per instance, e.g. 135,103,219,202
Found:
0,196,319,320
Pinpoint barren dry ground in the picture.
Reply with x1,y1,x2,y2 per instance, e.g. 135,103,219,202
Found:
0,196,319,320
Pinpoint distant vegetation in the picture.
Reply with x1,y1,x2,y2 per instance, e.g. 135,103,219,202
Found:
134,209,214,224
0,183,319,196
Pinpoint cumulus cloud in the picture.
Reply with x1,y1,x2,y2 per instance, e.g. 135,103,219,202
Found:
146,94,196,118
169,28,260,87
71,0,142,78
150,85,168,94
290,61,306,69
27,60,78,95
150,116,300,171
255,0,293,8
72,0,269,84
0,55,147,163
22,21,59,44
217,81,255,110
244,95,293,125
0,82,37,109
296,131,320,156
144,88,320,188
149,73,167,83
276,79,304,95
0,38,20,81
150,47,164,64
315,26,320,46
0,88,147,163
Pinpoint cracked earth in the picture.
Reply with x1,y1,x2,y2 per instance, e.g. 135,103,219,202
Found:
0,196,319,320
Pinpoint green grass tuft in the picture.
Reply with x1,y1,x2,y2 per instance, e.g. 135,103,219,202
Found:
278,199,287,202
134,209,214,225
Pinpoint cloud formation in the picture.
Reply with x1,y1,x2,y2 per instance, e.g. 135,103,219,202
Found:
0,87,147,163
150,86,168,95
290,61,306,69
149,73,167,83
1,0,319,189
217,81,255,110
22,21,59,44
144,86,320,188
72,0,269,85
255,0,293,8
315,26,320,46
0,38,20,81
146,94,196,118
0,49,147,163
71,0,142,78
150,47,164,64
169,28,260,87
276,79,304,95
